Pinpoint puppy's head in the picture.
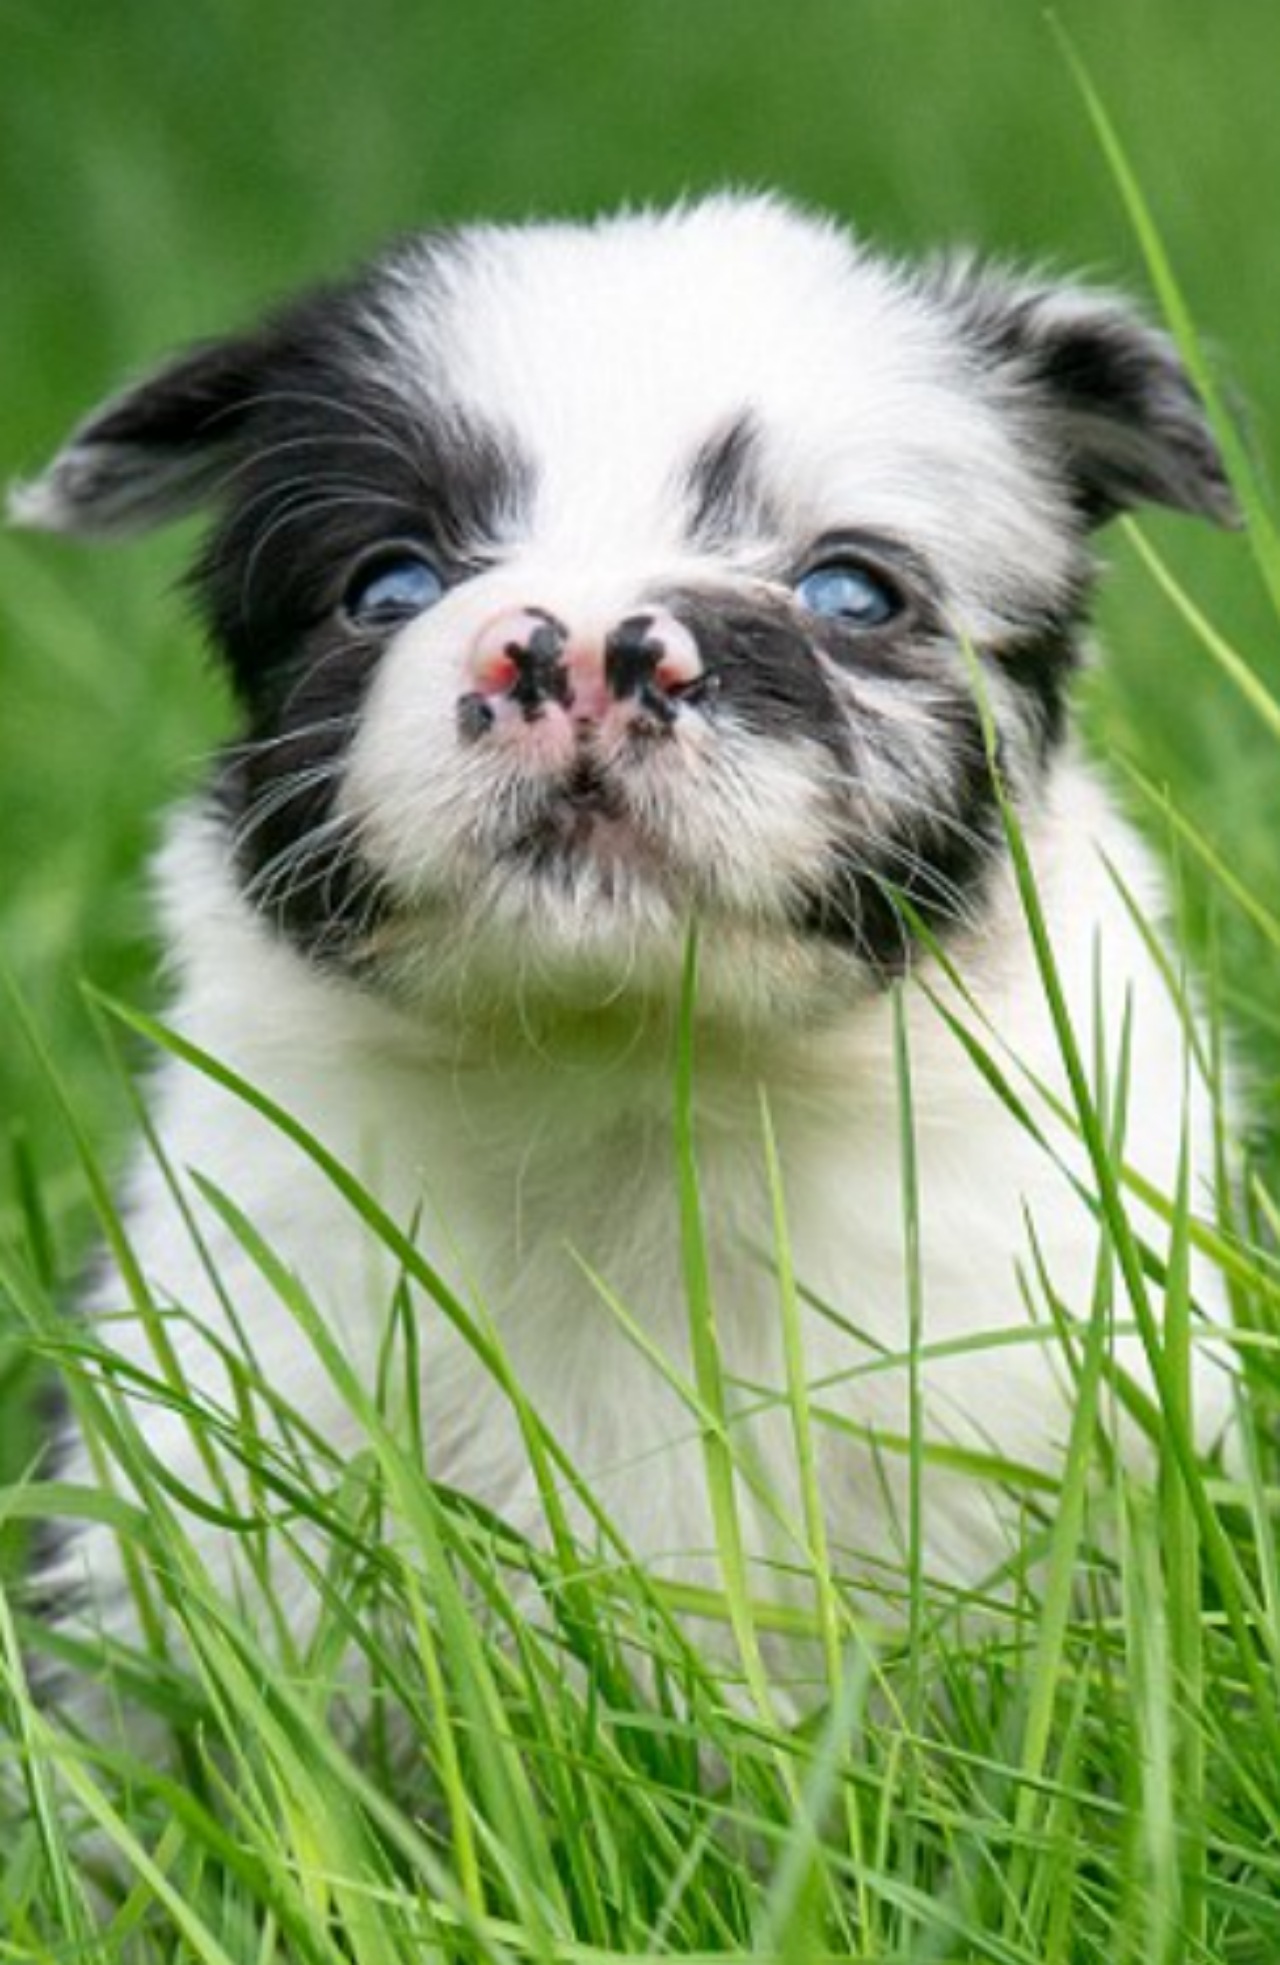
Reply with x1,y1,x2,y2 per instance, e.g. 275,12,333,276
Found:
14,196,1234,1028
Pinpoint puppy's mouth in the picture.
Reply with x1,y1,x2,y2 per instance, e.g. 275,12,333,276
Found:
516,757,663,875
557,757,626,821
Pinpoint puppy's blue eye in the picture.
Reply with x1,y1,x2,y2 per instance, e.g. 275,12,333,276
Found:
794,560,901,629
345,549,445,624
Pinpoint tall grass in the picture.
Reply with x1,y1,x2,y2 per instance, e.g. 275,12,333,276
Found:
3,849,1280,1960
3,42,1280,1965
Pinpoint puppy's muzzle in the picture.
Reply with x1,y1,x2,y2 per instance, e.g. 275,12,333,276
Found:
460,605,704,739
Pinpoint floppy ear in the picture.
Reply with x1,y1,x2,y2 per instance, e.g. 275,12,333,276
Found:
933,263,1239,529
6,326,290,539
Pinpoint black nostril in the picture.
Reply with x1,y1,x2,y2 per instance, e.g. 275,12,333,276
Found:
509,612,572,715
605,614,665,704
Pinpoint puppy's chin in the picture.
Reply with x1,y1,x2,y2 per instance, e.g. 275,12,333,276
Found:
353,854,864,1039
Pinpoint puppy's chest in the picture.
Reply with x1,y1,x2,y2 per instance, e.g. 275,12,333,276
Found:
371,1075,912,1436
134,1015,1044,1562
360,1087,879,1548
408,1083,797,1364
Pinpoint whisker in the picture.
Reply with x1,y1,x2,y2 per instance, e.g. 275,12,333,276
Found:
206,388,432,485
229,763,349,857
222,715,356,765
237,485,417,612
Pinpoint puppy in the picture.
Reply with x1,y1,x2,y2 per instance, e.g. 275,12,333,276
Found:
14,194,1239,1701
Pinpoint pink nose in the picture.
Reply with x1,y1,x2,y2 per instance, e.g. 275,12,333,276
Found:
469,607,572,706
467,605,703,722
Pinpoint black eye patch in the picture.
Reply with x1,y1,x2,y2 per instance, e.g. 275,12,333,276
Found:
195,391,534,702
650,584,854,760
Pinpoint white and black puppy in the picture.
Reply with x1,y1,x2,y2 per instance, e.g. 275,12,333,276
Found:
15,195,1238,1688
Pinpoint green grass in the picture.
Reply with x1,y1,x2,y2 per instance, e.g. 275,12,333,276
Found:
2,3,1280,1957
3,917,1280,1960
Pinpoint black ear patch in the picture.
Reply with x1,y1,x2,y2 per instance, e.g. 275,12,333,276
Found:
933,264,1239,529
8,284,379,539
9,332,279,537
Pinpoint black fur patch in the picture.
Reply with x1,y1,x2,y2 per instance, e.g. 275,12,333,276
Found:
683,413,775,545
799,704,1003,975
212,631,388,958
172,260,537,958
196,385,534,707
990,614,1083,756
204,393,530,954
654,583,854,762
929,265,1236,529
655,578,1008,973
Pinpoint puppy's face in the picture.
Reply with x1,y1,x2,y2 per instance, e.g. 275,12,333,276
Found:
15,197,1232,1028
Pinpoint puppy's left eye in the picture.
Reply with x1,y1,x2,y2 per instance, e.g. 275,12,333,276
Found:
344,547,445,625
794,560,902,630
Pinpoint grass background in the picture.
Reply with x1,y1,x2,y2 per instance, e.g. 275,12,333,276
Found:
1,3,1280,1954
2,0,1278,1239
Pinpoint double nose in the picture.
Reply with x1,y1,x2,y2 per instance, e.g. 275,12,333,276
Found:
468,605,703,725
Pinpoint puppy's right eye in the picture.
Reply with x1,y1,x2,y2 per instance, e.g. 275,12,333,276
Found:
344,547,445,625
793,559,902,630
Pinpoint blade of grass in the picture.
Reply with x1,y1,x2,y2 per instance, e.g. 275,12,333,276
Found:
1054,19,1280,608
1160,1103,1207,1955
963,646,1280,1752
0,1571,103,1960
186,1174,568,1959
758,1087,877,1945
673,927,789,1747
1122,519,1280,743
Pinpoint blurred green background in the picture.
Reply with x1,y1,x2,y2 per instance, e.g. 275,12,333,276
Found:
1,0,1278,1271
